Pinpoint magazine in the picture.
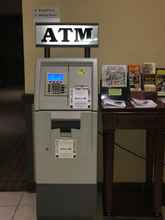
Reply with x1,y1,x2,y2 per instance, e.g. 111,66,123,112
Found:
156,68,165,96
102,65,127,88
142,63,156,91
142,63,156,75
128,64,141,91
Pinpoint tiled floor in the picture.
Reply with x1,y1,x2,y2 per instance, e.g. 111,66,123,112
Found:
0,191,104,220
0,192,164,220
0,192,36,220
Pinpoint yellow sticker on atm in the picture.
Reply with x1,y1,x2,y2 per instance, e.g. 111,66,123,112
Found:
78,68,86,77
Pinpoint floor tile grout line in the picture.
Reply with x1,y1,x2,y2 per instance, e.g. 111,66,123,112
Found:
0,205,17,207
15,204,34,208
31,193,35,220
12,192,24,220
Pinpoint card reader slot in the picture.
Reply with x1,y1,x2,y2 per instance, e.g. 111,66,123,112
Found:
51,120,80,132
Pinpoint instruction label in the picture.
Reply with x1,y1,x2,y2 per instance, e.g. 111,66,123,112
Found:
55,139,76,159
70,87,90,109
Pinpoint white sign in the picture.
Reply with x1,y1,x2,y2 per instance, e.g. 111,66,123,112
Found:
55,139,76,159
70,87,90,109
36,24,99,47
33,8,60,23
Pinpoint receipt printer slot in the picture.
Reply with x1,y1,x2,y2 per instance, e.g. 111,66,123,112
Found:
51,120,80,132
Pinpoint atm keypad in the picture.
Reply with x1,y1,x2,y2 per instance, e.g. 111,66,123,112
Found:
48,81,65,95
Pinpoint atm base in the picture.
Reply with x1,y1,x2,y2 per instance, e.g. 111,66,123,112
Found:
36,184,97,219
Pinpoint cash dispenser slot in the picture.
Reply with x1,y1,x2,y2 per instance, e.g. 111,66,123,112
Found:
51,120,80,132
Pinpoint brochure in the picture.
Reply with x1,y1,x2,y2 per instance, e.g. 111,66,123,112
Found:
156,68,165,96
142,63,156,75
142,63,156,91
128,64,141,91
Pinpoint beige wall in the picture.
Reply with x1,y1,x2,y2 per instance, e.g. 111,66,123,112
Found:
22,0,165,182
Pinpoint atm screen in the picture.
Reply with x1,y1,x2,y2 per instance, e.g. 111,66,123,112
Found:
48,73,64,82
47,73,65,95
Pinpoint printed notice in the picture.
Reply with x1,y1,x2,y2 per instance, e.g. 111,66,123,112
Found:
70,87,90,109
33,8,60,23
55,139,76,159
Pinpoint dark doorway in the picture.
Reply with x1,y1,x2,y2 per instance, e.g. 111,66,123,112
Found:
0,0,24,89
0,1,28,191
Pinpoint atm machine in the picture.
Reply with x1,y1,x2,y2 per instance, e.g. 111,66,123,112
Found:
34,58,98,220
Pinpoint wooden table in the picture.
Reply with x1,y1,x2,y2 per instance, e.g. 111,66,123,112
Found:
102,101,165,219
